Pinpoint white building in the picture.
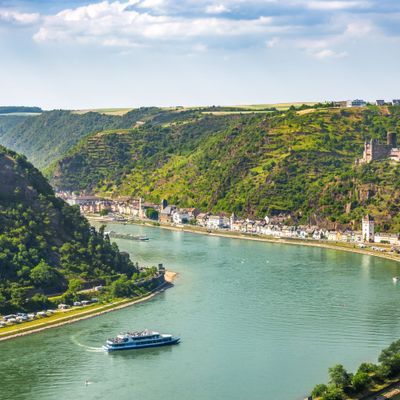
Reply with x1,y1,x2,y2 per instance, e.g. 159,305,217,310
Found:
207,215,224,229
172,211,189,224
347,99,366,108
362,215,375,242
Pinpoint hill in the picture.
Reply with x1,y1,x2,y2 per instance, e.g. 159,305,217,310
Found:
0,107,175,170
0,146,139,313
0,106,42,114
50,106,400,231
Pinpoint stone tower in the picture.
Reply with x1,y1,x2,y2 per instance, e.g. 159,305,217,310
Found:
362,215,374,242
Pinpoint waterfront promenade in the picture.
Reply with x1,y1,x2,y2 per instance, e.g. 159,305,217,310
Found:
0,271,177,342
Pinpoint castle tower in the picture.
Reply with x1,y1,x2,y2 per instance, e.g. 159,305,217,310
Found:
362,214,374,242
230,213,236,228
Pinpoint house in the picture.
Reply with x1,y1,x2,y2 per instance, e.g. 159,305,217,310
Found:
374,233,400,245
159,205,176,223
376,100,385,106
172,210,189,224
326,231,338,242
207,215,223,229
196,213,209,227
393,99,400,105
347,99,366,107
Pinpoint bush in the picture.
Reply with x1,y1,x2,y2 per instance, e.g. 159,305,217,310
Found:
351,371,371,392
328,365,351,390
322,387,345,400
312,383,328,397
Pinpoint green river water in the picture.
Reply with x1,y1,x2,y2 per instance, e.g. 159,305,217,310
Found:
1,223,400,400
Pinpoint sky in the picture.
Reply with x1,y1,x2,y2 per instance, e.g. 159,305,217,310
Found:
0,0,399,109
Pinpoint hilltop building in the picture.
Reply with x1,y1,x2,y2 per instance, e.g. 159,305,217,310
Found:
362,215,374,242
347,99,366,107
358,131,400,163
393,99,400,105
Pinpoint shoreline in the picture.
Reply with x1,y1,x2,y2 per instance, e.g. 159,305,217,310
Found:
0,271,177,343
94,217,400,265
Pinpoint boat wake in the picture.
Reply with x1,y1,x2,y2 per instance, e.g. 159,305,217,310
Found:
70,333,104,352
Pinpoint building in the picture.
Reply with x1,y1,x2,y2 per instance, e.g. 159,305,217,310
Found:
376,100,385,106
159,205,176,223
172,210,189,224
347,99,366,108
362,215,374,242
393,99,400,105
358,131,400,163
207,215,224,229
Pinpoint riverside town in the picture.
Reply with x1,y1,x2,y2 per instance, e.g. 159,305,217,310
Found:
58,193,400,250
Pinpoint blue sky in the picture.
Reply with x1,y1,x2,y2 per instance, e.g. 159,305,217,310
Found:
0,0,399,109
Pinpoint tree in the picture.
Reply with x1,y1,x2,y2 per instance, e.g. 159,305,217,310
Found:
30,260,59,288
110,275,132,298
328,365,351,390
68,278,83,294
312,383,328,398
146,207,158,220
321,387,345,400
351,371,371,393
378,339,400,377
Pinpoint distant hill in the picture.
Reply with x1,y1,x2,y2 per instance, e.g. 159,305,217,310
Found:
0,106,42,114
0,107,207,170
0,146,138,313
50,106,400,231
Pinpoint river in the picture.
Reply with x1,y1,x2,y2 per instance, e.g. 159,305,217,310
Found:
1,223,400,400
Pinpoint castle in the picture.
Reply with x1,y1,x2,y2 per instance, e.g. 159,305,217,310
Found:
358,131,400,163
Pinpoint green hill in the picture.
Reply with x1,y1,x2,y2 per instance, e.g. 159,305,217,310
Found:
0,146,140,313
50,106,400,231
0,107,181,170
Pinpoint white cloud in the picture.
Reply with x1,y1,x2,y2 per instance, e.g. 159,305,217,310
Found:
266,36,280,48
0,9,40,24
345,20,374,37
306,1,369,11
205,4,230,14
33,1,277,46
137,0,166,10
313,48,347,58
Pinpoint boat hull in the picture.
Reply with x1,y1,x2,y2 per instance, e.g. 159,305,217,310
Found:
103,337,180,352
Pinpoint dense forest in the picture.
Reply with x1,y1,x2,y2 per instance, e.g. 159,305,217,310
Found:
0,146,139,313
0,107,184,170
50,106,400,231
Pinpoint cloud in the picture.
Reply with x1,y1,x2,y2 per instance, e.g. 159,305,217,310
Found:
266,36,280,48
313,48,347,59
1,0,399,60
33,1,278,46
205,4,230,14
305,1,370,11
0,9,40,24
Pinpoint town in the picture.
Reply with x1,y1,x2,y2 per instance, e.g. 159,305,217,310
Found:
57,192,400,250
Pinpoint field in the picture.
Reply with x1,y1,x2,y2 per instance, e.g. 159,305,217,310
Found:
73,102,319,116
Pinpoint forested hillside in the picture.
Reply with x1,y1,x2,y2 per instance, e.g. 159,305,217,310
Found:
50,106,400,231
0,146,138,312
0,107,184,170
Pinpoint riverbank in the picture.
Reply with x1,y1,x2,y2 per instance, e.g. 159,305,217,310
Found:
91,216,400,265
0,271,177,342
